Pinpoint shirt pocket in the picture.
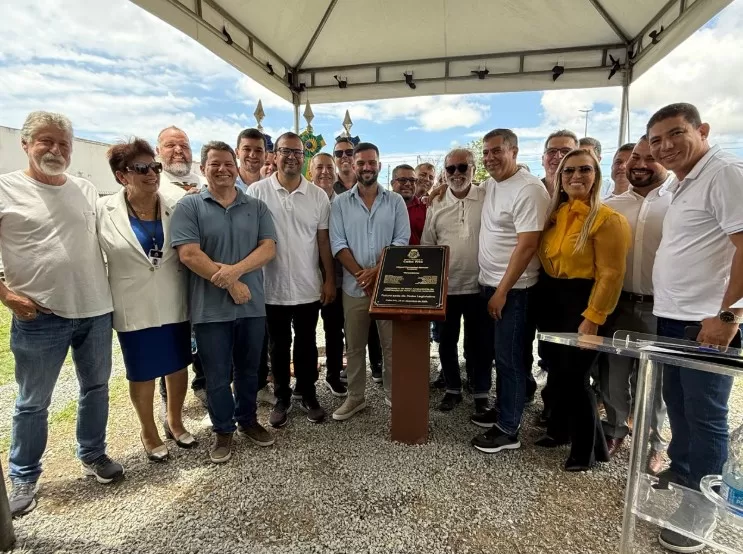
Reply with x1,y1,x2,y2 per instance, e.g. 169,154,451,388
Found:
83,210,96,234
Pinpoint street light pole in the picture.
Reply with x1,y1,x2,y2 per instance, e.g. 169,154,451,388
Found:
579,108,593,137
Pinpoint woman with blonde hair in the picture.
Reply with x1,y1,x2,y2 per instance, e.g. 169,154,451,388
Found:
98,138,196,462
535,148,630,471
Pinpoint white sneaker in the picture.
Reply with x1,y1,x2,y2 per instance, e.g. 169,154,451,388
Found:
257,385,278,406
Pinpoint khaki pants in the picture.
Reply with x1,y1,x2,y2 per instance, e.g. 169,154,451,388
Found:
342,292,393,400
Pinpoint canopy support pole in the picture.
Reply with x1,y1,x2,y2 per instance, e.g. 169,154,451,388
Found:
293,103,300,133
618,81,630,146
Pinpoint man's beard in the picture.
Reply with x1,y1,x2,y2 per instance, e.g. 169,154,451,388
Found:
163,160,191,177
38,153,68,176
447,176,470,193
357,170,378,186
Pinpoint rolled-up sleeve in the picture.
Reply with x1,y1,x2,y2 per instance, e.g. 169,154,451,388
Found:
583,213,631,325
391,194,411,246
330,199,348,257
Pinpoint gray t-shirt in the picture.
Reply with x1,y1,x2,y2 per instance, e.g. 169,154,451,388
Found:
170,187,277,324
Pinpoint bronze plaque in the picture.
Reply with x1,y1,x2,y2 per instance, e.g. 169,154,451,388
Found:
373,246,445,309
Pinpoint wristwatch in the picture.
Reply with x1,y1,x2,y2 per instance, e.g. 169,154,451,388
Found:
717,310,743,324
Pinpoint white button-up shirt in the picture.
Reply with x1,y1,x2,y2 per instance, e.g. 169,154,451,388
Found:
420,184,486,295
653,145,743,321
247,174,330,305
604,176,673,295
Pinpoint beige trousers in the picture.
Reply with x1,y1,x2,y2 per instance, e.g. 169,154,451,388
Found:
342,292,393,400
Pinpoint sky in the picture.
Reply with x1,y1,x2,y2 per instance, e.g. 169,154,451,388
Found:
1,0,743,185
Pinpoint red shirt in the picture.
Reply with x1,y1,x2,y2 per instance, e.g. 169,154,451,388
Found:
406,195,427,245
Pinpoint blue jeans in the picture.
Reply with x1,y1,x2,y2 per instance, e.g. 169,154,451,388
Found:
481,285,536,435
9,312,113,484
194,317,265,434
657,317,736,489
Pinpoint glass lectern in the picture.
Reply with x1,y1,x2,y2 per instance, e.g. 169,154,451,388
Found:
537,331,743,554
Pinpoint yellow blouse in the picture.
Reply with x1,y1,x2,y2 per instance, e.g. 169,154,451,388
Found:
538,200,631,325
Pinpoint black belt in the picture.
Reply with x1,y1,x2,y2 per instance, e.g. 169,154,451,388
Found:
621,291,653,303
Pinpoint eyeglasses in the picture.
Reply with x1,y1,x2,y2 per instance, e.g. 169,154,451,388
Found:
445,163,471,175
561,165,594,176
334,149,354,158
276,147,304,158
545,148,573,157
126,162,163,175
393,177,417,185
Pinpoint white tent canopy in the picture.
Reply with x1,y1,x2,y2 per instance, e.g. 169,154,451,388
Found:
131,0,731,140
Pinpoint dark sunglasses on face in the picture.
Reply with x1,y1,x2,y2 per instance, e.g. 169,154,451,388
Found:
394,177,417,185
334,148,354,158
445,163,470,175
126,162,163,175
562,165,594,176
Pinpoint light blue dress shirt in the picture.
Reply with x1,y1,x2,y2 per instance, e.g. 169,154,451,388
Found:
330,184,411,297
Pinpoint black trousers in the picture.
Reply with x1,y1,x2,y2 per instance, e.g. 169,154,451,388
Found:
266,302,321,404
320,288,344,382
257,322,271,389
536,274,609,464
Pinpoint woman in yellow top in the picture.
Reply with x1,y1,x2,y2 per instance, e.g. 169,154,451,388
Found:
536,149,631,472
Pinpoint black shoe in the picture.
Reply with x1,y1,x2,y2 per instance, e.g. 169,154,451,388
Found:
269,400,291,428
474,398,489,415
81,454,125,484
9,481,39,517
470,407,499,428
534,434,570,448
471,426,520,454
324,378,348,397
438,392,462,412
371,364,383,383
564,456,595,472
536,407,550,428
300,396,326,423
658,529,704,553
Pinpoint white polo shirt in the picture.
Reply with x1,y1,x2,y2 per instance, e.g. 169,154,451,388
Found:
420,184,485,295
248,174,330,305
478,169,551,289
158,169,205,207
653,146,743,321
0,170,112,318
604,175,673,295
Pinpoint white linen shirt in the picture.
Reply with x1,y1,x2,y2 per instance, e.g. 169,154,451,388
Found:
420,185,485,295
247,174,330,305
158,169,205,207
96,189,188,331
653,145,743,321
478,169,551,289
604,175,673,295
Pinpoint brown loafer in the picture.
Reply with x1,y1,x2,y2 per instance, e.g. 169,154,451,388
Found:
646,449,666,476
606,436,624,457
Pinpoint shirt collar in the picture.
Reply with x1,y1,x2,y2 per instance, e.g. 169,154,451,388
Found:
271,173,309,194
446,184,481,202
201,186,249,205
667,145,721,192
349,183,388,198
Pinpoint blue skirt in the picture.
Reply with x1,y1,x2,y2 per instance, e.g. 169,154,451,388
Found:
118,322,191,382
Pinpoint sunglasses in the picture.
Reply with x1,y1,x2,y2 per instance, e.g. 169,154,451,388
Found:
445,163,470,175
562,165,594,176
334,148,354,158
394,177,417,185
126,162,163,175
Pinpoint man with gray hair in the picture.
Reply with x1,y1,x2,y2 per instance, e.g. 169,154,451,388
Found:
579,137,602,160
171,141,277,463
541,129,578,197
0,111,124,516
421,148,489,413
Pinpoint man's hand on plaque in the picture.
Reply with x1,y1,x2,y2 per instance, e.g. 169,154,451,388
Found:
487,290,507,320
697,316,739,347
321,280,337,305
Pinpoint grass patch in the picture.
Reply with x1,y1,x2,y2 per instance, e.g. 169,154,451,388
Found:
50,398,78,425
0,307,14,386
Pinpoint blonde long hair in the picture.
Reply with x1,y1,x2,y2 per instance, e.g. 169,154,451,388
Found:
544,149,603,254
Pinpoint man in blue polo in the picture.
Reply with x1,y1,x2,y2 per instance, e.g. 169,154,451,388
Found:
171,141,277,464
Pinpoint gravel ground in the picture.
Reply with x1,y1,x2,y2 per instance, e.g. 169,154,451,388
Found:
2,327,742,554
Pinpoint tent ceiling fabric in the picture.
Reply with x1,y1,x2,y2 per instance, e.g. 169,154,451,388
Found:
131,0,731,105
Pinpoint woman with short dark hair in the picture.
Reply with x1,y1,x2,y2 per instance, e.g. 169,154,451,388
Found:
98,137,196,461
536,148,630,471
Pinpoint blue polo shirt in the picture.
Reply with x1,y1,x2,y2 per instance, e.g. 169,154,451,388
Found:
329,184,410,297
170,187,277,324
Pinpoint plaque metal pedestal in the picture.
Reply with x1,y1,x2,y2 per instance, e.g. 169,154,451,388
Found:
0,461,15,552
390,319,430,444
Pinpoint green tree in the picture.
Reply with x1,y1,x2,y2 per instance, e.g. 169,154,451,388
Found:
465,137,490,183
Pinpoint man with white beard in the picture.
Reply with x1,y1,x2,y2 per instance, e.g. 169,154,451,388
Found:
0,111,124,516
156,126,206,203
155,126,208,408
420,148,489,413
